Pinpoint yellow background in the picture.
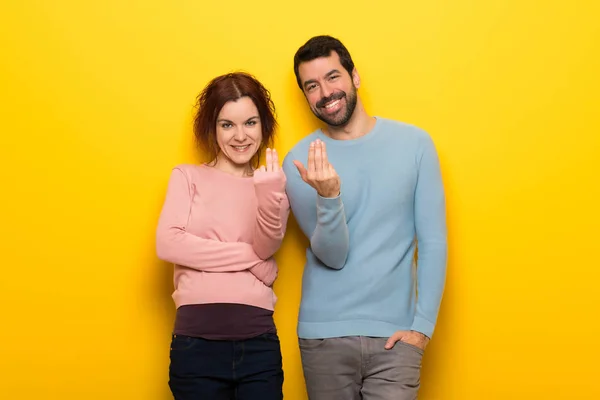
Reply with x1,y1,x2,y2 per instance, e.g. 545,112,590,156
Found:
1,0,599,398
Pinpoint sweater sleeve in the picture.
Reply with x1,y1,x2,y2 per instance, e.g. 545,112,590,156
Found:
156,167,261,272
310,194,349,270
249,258,278,287
252,169,291,260
410,135,448,338
283,152,349,270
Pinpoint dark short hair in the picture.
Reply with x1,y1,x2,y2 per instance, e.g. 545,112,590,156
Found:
293,35,355,90
193,72,277,167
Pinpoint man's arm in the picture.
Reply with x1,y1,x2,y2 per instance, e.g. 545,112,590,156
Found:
283,141,349,270
309,194,349,269
156,167,262,272
410,134,448,338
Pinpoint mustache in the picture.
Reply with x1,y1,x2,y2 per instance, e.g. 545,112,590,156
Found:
317,91,345,108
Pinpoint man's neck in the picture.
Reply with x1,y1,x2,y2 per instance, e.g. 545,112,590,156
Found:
323,100,376,141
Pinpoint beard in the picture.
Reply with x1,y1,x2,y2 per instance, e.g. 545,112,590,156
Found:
311,84,358,127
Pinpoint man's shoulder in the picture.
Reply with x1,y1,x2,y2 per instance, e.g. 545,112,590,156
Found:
378,117,431,141
376,118,438,156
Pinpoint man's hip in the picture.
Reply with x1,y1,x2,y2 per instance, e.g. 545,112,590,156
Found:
299,336,423,400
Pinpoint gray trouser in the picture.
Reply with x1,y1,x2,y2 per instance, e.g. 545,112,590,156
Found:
299,336,423,400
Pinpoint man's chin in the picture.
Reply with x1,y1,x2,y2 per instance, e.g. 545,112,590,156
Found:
318,115,349,127
315,110,349,127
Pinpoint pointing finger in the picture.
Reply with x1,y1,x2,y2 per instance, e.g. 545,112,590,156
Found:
308,142,316,177
266,148,273,172
314,140,323,179
321,141,329,171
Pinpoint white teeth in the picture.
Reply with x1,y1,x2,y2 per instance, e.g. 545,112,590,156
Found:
325,99,341,109
232,145,250,151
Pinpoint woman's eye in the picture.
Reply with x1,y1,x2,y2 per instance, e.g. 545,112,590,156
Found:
246,120,257,126
221,123,232,129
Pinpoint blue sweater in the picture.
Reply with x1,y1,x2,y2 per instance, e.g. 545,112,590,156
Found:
282,117,447,339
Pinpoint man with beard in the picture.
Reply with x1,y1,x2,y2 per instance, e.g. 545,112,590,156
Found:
281,35,448,400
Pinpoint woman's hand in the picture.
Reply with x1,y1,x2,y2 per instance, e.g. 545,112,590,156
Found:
254,148,286,191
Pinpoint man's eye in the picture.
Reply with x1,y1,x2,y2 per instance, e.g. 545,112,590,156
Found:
307,84,317,91
329,75,339,81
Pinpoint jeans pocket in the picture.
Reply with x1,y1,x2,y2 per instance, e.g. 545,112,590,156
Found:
170,334,198,351
298,338,327,350
397,340,424,356
259,332,280,342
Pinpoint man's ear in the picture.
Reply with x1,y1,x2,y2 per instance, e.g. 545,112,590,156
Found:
352,68,361,88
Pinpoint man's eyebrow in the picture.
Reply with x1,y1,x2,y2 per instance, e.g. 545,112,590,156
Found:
324,69,341,78
303,79,318,89
303,69,342,89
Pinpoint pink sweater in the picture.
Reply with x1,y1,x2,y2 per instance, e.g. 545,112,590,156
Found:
156,164,290,312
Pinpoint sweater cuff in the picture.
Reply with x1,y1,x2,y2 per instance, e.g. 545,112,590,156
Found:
316,193,342,210
410,316,435,339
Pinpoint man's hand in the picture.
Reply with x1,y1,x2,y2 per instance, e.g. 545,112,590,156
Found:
293,139,341,198
384,330,430,351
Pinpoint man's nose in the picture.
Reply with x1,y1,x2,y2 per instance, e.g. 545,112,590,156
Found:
320,83,334,100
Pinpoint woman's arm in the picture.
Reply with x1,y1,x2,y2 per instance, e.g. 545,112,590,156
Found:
156,167,262,271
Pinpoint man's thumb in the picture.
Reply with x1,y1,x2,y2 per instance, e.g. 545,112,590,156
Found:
293,160,308,182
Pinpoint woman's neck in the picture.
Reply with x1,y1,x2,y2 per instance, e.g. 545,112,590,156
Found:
211,155,253,177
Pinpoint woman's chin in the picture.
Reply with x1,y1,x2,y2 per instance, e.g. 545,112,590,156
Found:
224,152,254,167
233,154,255,165
218,147,258,168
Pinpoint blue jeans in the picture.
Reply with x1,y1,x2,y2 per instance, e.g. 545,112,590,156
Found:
168,333,284,399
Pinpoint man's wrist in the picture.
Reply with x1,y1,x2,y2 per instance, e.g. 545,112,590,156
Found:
411,330,430,340
317,190,341,198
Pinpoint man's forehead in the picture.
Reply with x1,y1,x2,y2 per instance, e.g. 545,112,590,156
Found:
299,53,343,79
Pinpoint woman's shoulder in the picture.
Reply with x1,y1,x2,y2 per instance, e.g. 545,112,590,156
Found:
171,163,252,188
170,163,209,181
